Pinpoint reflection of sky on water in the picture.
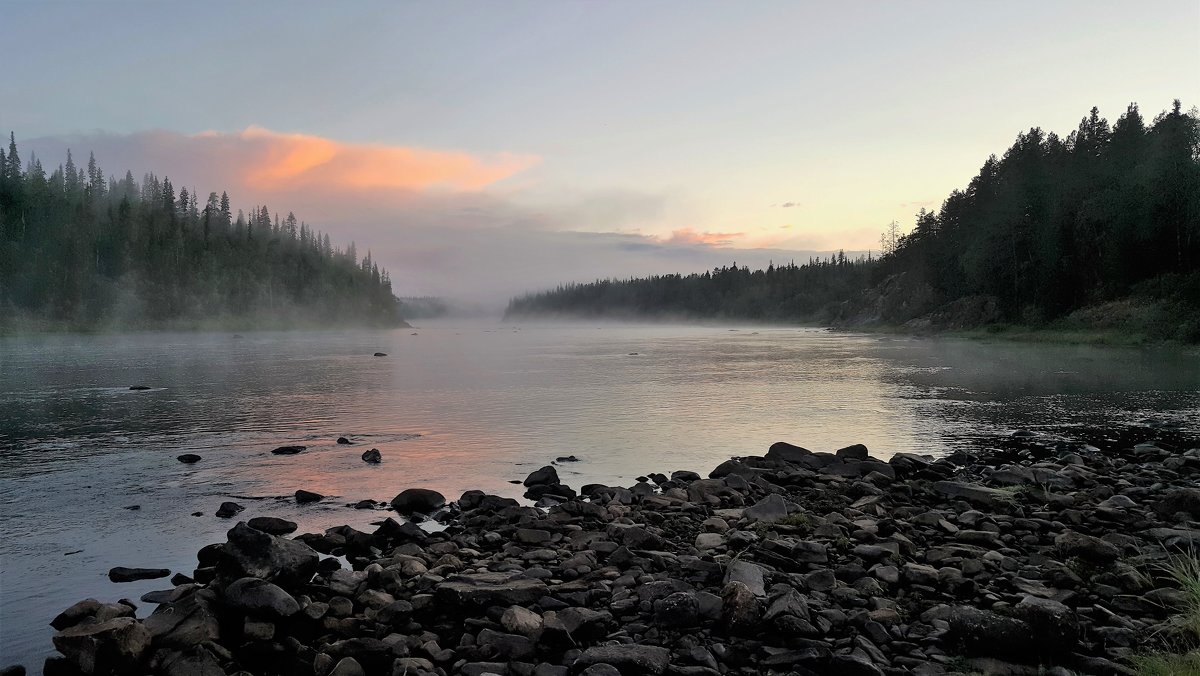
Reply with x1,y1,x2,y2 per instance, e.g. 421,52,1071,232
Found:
0,323,1197,668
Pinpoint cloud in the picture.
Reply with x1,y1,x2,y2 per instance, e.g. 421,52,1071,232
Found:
779,201,801,208
661,228,743,247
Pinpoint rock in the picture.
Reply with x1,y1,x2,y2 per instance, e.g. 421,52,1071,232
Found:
523,465,559,487
215,501,244,518
721,581,762,634
0,666,25,676
142,589,220,649
390,487,446,514
835,443,870,459
575,645,670,675
161,645,224,676
337,436,352,445
766,441,812,463
128,385,151,390
556,455,580,462
1155,487,1200,518
177,454,202,464
50,599,103,630
743,494,790,523
329,657,366,676
52,617,150,674
296,489,324,504
373,352,387,357
246,516,297,535
1014,595,1078,650
223,577,300,617
938,606,1037,658
763,587,811,622
271,445,306,455
217,522,319,587
501,605,543,637
932,481,1012,507
108,566,170,583
1055,531,1120,563
724,560,767,596
361,448,382,463
435,573,548,607
655,590,700,627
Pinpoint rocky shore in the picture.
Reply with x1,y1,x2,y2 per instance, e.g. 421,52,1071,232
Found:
25,428,1200,676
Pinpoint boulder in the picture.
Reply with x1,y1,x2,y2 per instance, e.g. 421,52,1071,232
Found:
721,581,762,634
246,516,297,536
177,454,202,464
217,522,319,587
1154,487,1200,518
215,501,244,518
766,441,812,463
295,489,324,504
1054,531,1120,563
575,645,670,675
743,494,790,523
223,577,300,617
361,448,382,463
523,465,559,487
390,488,446,514
52,617,150,674
932,481,1012,508
835,443,870,459
337,436,352,445
435,573,548,607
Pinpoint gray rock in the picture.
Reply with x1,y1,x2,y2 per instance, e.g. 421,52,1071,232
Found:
1055,531,1120,563
575,645,670,675
835,443,870,460
654,590,700,627
724,560,766,596
1155,487,1200,518
435,573,548,607
52,617,150,675
329,657,366,676
523,465,559,487
932,481,1012,507
766,441,812,463
161,644,225,676
390,488,446,514
217,522,319,587
223,577,300,617
246,516,298,535
743,494,790,523
721,581,762,634
500,605,543,637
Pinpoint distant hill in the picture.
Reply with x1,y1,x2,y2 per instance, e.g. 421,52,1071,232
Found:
0,134,406,331
507,100,1200,341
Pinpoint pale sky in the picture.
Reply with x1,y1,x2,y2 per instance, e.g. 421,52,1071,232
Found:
3,1,1198,303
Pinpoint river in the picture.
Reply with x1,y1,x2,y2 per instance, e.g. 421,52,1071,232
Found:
1,321,1197,670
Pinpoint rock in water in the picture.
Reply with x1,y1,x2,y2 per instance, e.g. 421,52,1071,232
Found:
373,352,387,357
176,454,201,464
108,567,170,583
390,488,446,514
361,448,382,463
336,436,352,444
217,522,319,587
523,465,559,487
246,516,298,535
128,385,151,391
295,489,324,504
215,502,244,518
271,445,306,455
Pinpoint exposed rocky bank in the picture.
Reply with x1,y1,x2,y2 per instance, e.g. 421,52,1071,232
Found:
26,428,1200,676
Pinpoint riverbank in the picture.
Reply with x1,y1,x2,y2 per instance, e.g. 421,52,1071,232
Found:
24,426,1200,676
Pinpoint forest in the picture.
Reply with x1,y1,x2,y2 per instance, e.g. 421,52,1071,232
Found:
507,100,1200,341
0,136,404,330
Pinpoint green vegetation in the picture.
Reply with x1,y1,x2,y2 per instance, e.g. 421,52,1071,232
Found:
0,134,404,330
506,101,1200,342
1132,551,1200,675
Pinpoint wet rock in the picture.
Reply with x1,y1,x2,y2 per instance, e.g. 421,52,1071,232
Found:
52,617,150,674
128,385,151,391
177,454,202,464
835,443,870,459
523,465,560,487
766,441,812,463
246,516,297,535
271,445,306,455
373,352,387,357
575,645,670,675
217,522,319,587
108,566,170,583
556,455,580,462
361,448,382,463
390,488,446,514
337,436,352,445
50,599,104,630
223,577,300,617
215,501,244,518
296,489,324,504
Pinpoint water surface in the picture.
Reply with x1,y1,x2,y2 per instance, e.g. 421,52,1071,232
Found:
1,322,1197,669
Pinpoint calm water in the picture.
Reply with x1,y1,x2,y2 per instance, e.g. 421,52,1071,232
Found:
1,322,1198,669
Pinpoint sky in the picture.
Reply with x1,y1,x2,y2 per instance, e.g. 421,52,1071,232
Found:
3,1,1198,305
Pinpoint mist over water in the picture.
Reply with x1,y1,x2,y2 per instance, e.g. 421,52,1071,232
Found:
1,322,1198,669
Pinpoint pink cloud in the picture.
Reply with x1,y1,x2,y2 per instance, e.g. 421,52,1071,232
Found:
661,228,744,247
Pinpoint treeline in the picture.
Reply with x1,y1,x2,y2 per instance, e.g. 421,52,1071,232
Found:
0,135,404,329
507,100,1200,339
505,253,874,321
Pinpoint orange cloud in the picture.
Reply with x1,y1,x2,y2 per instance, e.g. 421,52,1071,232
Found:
661,228,744,247
233,126,538,192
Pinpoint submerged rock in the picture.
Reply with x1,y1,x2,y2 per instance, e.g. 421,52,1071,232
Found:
108,567,170,583
361,448,382,463
270,445,306,455
176,453,202,464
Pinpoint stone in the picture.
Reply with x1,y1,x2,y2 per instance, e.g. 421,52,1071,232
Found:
435,573,548,607
743,494,790,522
523,465,559,487
108,566,170,583
575,645,670,675
52,617,150,674
501,605,543,637
724,560,766,596
177,454,202,464
246,516,298,535
161,644,225,676
390,488,446,514
721,581,762,634
337,436,352,445
1155,487,1200,518
1055,531,1120,563
223,577,300,616
50,599,104,630
215,501,244,518
654,590,700,627
836,443,870,460
217,522,320,587
932,481,1012,507
329,657,366,676
766,441,812,463
296,489,324,504
361,448,382,463
271,445,306,455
